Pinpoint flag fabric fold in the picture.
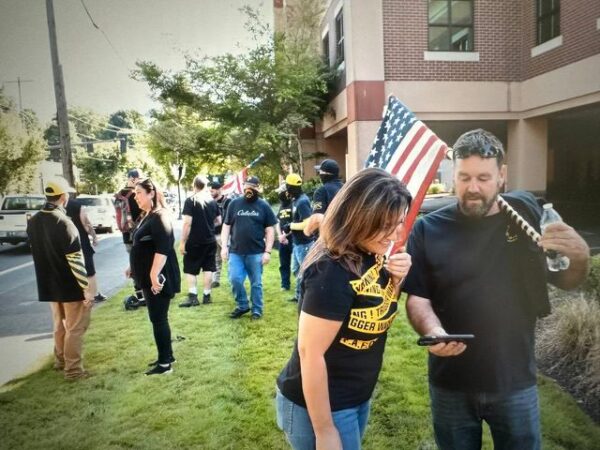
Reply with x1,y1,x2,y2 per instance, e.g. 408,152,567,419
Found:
221,153,265,196
365,96,448,246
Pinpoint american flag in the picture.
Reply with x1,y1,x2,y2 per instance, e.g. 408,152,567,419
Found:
365,96,448,245
221,167,248,196
221,153,265,196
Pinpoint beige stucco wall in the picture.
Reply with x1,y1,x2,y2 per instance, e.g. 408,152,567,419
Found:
346,120,381,177
345,0,384,84
507,118,548,191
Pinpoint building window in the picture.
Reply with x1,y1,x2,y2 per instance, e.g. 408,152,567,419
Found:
322,32,330,67
335,9,344,68
537,0,560,44
428,0,473,52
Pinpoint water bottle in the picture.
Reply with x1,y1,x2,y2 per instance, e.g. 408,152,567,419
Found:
540,203,570,271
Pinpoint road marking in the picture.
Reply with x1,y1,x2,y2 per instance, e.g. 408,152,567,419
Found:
0,261,33,277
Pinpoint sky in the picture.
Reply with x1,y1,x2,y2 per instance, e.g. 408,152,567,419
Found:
0,0,273,123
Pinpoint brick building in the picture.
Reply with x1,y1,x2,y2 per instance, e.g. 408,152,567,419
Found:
275,0,600,226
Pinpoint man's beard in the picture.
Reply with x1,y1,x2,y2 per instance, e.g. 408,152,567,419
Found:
459,192,498,218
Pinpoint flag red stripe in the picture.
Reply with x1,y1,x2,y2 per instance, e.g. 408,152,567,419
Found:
389,125,427,175
400,134,438,186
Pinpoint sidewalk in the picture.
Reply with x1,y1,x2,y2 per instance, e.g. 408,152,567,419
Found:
0,334,53,386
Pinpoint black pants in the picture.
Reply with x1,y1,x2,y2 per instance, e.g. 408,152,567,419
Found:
142,289,173,364
278,241,292,290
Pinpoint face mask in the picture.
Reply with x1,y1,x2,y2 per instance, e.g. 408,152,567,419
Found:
319,174,335,184
286,185,302,198
244,188,258,202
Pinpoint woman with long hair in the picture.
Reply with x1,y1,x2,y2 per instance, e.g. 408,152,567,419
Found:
126,178,181,375
276,168,412,450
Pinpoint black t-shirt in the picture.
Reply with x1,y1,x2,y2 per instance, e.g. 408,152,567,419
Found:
277,200,292,228
66,199,93,253
130,208,181,296
224,197,277,254
27,204,86,302
277,253,399,411
291,194,314,246
312,179,343,215
182,196,220,245
403,191,545,393
214,195,231,235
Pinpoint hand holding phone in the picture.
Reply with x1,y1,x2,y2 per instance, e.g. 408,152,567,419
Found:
158,273,166,286
417,334,474,346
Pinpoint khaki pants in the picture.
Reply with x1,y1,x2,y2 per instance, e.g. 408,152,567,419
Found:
50,301,91,379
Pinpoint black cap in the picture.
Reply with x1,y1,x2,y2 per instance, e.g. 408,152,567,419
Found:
127,168,141,179
315,159,339,176
209,181,223,189
245,176,260,187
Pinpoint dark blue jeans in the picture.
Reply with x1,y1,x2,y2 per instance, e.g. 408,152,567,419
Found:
278,241,292,290
142,289,173,365
429,384,541,450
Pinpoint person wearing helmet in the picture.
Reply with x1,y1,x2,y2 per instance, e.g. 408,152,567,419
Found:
304,159,344,237
282,173,315,302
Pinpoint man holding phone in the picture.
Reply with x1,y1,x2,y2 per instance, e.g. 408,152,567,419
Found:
403,129,589,449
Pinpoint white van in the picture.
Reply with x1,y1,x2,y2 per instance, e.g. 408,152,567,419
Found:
77,195,116,233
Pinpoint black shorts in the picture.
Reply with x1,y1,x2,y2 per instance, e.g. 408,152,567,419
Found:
183,241,217,275
82,247,96,277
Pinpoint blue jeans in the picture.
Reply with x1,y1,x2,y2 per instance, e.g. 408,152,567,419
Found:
279,241,292,290
228,253,264,315
291,242,312,300
276,388,370,450
429,384,541,450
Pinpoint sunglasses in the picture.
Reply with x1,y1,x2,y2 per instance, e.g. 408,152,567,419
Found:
453,142,504,160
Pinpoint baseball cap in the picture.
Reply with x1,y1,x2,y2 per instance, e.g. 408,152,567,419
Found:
314,159,339,176
209,181,223,189
44,178,75,196
245,176,260,188
127,168,141,179
285,173,302,186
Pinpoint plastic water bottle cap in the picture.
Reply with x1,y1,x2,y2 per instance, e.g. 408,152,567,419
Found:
543,203,553,209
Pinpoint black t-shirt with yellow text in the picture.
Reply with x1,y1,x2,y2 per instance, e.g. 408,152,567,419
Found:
277,252,399,411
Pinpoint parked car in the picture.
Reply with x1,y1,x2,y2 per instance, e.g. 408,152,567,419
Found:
0,194,45,245
419,193,457,215
77,195,116,233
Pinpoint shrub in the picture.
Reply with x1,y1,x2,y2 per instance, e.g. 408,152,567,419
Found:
537,294,600,397
581,255,600,302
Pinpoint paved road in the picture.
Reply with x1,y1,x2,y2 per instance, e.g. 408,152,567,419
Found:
0,231,131,385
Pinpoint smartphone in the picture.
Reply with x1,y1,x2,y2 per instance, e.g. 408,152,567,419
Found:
417,334,474,346
158,274,166,285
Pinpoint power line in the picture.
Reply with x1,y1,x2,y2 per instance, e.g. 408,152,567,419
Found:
80,0,128,67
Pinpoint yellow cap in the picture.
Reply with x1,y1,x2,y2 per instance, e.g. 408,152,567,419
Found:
44,178,75,196
285,173,302,186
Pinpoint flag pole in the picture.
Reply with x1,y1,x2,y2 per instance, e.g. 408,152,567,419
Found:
497,195,541,243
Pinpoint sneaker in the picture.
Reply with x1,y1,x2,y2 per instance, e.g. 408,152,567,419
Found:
179,293,200,307
211,281,220,288
288,297,298,303
94,293,108,303
229,308,251,319
281,287,290,291
251,313,262,321
202,293,212,304
147,356,176,367
65,371,90,381
145,364,172,376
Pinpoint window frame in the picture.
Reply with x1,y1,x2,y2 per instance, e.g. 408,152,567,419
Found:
536,0,560,45
322,31,330,67
334,9,345,69
427,0,474,52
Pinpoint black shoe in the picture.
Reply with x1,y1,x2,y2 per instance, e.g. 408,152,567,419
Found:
202,293,212,304
179,293,200,307
229,308,250,319
94,293,107,303
145,364,173,376
147,356,176,367
211,281,220,288
251,313,262,321
288,297,298,303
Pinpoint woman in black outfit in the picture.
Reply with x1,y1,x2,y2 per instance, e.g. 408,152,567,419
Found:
126,178,181,375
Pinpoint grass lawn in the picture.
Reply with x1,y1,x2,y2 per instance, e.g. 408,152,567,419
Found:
1,253,599,450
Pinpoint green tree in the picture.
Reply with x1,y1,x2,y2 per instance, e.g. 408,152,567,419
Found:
135,5,333,188
0,91,45,194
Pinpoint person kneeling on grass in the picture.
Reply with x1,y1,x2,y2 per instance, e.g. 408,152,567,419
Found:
275,168,412,450
126,178,181,376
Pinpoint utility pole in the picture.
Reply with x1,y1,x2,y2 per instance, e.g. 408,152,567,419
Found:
46,0,75,186
3,77,34,112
